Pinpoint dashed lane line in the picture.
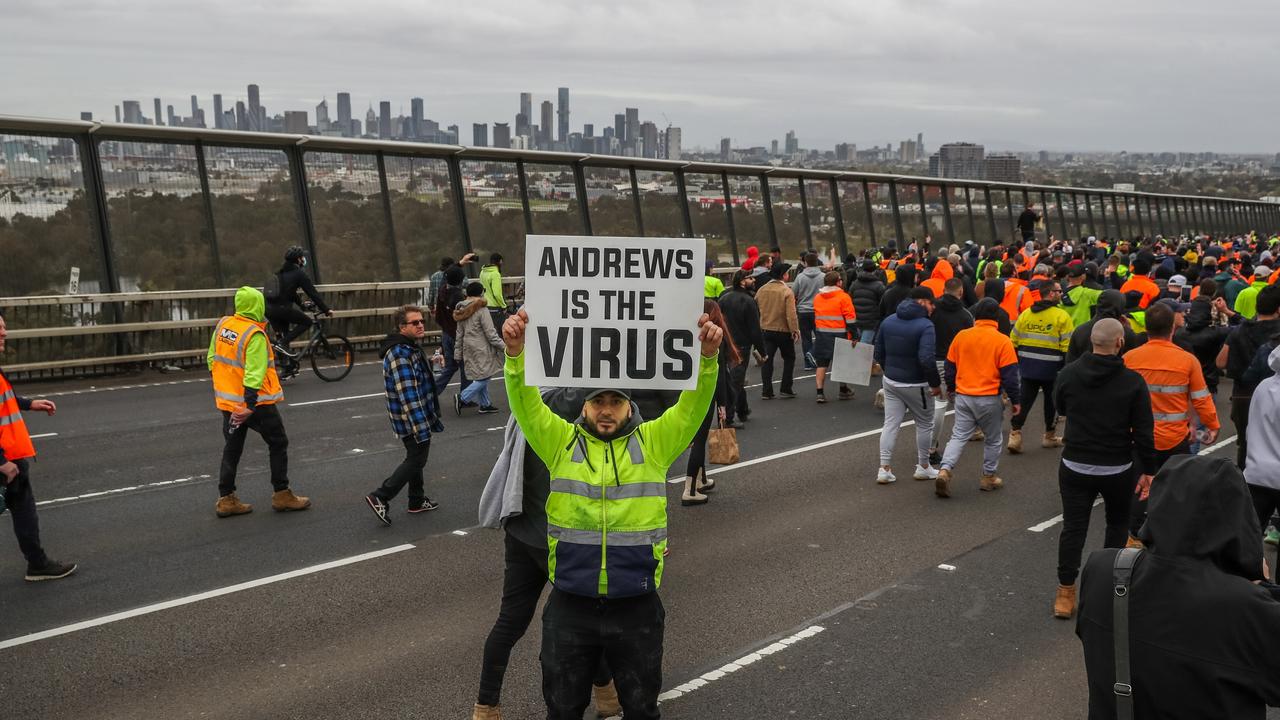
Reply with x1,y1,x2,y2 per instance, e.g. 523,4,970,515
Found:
1025,434,1238,532
35,475,211,507
657,625,827,704
0,544,416,651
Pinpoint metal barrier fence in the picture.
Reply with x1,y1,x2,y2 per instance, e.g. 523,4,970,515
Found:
3,114,1277,377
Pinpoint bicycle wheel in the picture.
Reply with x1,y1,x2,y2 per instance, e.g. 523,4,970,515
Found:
310,334,355,381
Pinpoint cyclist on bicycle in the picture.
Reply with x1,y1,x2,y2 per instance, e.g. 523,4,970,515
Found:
266,246,332,356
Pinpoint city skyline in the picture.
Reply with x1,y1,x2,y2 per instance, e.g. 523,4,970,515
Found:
3,0,1278,154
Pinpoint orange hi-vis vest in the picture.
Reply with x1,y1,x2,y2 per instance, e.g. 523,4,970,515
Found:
0,370,36,461
813,288,857,337
211,315,283,412
999,283,1032,328
1123,338,1220,451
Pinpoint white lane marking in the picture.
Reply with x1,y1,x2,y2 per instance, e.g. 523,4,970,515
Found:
744,373,816,390
452,530,469,536
657,625,826,704
35,475,211,507
30,432,58,439
1025,436,1240,532
0,544,416,651
485,426,505,431
666,411,954,484
937,564,957,572
288,392,382,407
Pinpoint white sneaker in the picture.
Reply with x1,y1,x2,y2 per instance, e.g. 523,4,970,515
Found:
876,467,896,485
874,389,885,410
913,464,940,481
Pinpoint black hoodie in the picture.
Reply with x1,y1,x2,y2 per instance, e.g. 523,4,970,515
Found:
1054,352,1156,473
931,293,974,359
1077,456,1280,719
1225,316,1280,398
1177,297,1230,394
1066,289,1143,363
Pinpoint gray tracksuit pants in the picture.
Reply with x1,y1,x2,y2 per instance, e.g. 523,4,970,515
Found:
880,382,935,467
940,394,1005,475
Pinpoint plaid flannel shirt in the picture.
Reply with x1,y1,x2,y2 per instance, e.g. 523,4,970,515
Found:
383,343,440,442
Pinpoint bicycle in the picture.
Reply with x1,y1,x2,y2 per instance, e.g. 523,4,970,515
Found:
272,311,355,382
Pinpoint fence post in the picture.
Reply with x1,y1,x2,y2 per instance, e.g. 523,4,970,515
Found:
720,171,740,265
629,166,645,236
674,168,694,238
286,145,321,282
193,139,224,287
862,180,877,251
829,177,849,259
572,161,592,236
375,151,401,281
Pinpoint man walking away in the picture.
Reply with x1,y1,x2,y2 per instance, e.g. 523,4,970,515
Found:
453,282,506,414
936,299,1022,498
0,311,76,581
874,288,942,484
209,287,310,517
434,264,471,395
848,259,887,343
756,263,800,399
1123,302,1220,543
365,305,443,525
811,271,858,403
1218,285,1280,469
718,271,764,426
1076,456,1280,718
1008,280,1074,453
930,277,975,463
1051,318,1156,619
792,252,825,369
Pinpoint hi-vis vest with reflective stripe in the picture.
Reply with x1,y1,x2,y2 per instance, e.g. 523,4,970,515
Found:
210,315,283,412
0,372,36,461
546,428,668,599
1123,339,1219,451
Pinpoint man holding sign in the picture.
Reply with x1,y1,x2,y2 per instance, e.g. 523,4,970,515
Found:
501,236,721,720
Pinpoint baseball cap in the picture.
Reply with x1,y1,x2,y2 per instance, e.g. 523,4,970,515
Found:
1256,265,1273,280
584,388,632,402
1168,274,1187,287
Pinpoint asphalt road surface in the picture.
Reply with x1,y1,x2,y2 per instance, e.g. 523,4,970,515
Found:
0,355,1272,719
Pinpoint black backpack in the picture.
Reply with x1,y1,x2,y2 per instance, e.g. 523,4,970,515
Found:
263,271,283,302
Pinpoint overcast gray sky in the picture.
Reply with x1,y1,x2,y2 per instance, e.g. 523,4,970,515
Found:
5,0,1278,153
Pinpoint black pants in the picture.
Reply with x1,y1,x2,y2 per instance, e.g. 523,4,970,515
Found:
727,343,751,422
218,404,290,497
1012,377,1056,431
1129,439,1190,536
1057,461,1135,585
1248,485,1280,535
1231,396,1250,470
371,436,430,506
542,588,664,720
760,330,795,397
685,404,716,482
797,311,815,360
265,305,311,346
3,460,48,566
477,534,609,707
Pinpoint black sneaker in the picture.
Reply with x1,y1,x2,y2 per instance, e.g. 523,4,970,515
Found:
407,498,439,514
453,394,463,416
365,495,391,526
929,450,943,466
761,393,775,400
477,405,500,414
838,385,854,400
25,559,77,582
779,391,797,399
816,391,827,404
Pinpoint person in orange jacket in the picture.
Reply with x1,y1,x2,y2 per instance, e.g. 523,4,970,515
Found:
1123,301,1220,544
1118,256,1161,309
811,271,858,403
920,256,954,299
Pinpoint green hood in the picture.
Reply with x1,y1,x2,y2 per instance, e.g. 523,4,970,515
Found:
235,286,265,322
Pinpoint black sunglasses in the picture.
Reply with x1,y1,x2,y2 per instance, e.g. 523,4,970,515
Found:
404,319,426,327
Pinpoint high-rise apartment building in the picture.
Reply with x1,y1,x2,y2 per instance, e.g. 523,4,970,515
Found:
493,122,511,149
167,105,177,128
625,108,639,146
836,143,856,162
473,123,489,147
540,101,554,148
80,112,93,121
213,94,224,129
784,130,798,155
284,111,309,134
557,87,569,143
315,99,330,132
366,106,377,137
247,84,261,131
984,154,1022,183
640,121,658,159
122,100,145,124
379,101,392,138
720,137,731,161
153,98,164,126
336,93,352,136
190,96,201,127
931,142,985,179
520,92,532,126
665,127,682,161
771,139,779,156
515,113,530,139
614,114,626,142
410,97,424,139
235,101,249,131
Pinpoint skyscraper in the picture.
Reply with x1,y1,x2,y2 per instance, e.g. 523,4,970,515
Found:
520,92,532,126
410,97,424,139
665,127,682,161
80,112,93,121
235,101,249,131
190,95,202,127
916,132,924,160
473,123,489,147
167,104,177,128
625,108,639,146
336,92,352,137
122,100,144,124
515,113,530,139
785,130,798,154
540,100,553,149
247,84,261,131
379,101,392,139
640,121,658,159
284,111,309,134
771,139,779,156
154,98,164,126
213,94,224,129
366,105,377,137
493,122,511,149
720,138,731,161
557,87,570,144
315,99,330,132
614,114,626,142
933,142,984,179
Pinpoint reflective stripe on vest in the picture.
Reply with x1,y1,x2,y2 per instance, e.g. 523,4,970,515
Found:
1153,412,1188,422
1017,350,1064,362
210,315,282,412
551,478,666,500
1147,384,1189,394
549,524,668,547
1189,388,1210,400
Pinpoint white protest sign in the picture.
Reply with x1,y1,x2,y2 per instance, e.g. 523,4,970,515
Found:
829,340,874,386
523,235,706,390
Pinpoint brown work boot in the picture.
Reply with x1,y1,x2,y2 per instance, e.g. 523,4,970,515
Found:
1125,535,1144,549
935,468,952,498
593,681,622,718
271,489,312,512
980,473,1004,491
1007,429,1023,454
215,493,252,518
471,704,503,720
1053,583,1077,619
969,429,985,442
1042,431,1063,449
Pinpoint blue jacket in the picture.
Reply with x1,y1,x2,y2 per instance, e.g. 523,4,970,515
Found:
874,300,941,387
380,333,441,442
